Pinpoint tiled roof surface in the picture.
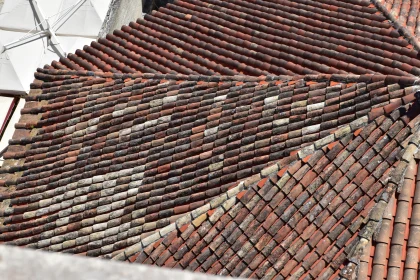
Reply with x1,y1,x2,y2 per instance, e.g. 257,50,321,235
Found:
356,152,420,279
48,0,420,76
0,70,418,261
130,98,420,279
374,0,420,51
3,0,420,278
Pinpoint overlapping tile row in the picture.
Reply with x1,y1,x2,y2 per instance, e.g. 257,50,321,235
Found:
0,70,415,258
47,0,420,76
130,98,420,279
355,155,420,279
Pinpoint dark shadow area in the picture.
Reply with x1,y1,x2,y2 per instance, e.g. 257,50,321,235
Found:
143,0,174,14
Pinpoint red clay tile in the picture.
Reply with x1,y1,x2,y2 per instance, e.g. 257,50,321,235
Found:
3,8,420,273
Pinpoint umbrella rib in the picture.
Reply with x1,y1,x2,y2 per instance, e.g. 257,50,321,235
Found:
15,0,67,58
51,0,87,31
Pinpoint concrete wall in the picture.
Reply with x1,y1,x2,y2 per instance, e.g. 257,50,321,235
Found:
99,0,143,38
0,245,241,280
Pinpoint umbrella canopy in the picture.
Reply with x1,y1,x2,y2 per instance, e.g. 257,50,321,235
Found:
0,0,110,37
0,30,94,93
0,0,111,156
0,0,111,94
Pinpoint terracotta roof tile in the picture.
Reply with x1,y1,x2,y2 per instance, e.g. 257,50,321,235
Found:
354,147,420,280
0,71,412,259
81,72,419,277
3,1,420,273
373,0,420,51
45,0,420,76
0,75,409,251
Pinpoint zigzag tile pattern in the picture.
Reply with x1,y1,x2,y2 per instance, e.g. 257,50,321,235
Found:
133,101,420,279
49,0,420,76
0,70,418,258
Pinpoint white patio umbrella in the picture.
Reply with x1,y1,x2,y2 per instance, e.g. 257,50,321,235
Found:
0,0,111,94
0,0,110,38
0,29,94,93
0,0,111,160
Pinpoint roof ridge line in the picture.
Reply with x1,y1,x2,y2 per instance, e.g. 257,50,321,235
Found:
32,68,420,87
369,0,420,52
34,68,295,84
339,115,420,279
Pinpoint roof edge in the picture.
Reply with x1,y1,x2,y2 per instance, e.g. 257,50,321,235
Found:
339,114,420,279
33,68,420,86
370,0,420,52
0,88,42,221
